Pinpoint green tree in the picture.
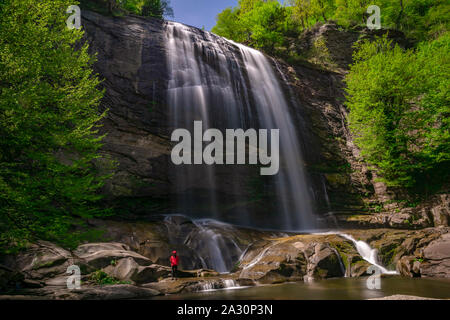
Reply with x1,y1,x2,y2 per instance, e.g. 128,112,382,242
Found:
345,34,449,190
79,0,174,18
290,0,313,29
240,0,288,53
334,0,371,27
213,0,291,54
120,0,173,18
0,0,112,251
212,7,246,42
311,0,336,22
238,0,262,14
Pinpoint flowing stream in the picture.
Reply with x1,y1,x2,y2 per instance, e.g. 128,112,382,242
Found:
314,231,398,275
337,233,398,275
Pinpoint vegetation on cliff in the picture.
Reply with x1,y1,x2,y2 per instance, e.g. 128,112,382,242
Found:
345,34,449,191
212,0,449,55
0,0,111,251
79,0,174,19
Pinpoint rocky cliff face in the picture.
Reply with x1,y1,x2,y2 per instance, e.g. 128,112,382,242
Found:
81,11,448,228
82,11,172,215
80,11,369,221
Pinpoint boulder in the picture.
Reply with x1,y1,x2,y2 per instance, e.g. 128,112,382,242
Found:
308,243,345,279
429,194,450,227
102,257,140,281
130,264,197,284
10,241,73,281
238,240,307,283
74,242,152,269
142,278,194,295
238,235,348,283
58,284,161,300
397,256,420,277
420,233,450,278
142,277,246,294
350,260,371,277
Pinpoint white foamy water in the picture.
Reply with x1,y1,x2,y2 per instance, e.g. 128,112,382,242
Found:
314,231,398,275
337,233,398,275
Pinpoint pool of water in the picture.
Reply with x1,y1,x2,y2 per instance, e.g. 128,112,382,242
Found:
153,277,450,300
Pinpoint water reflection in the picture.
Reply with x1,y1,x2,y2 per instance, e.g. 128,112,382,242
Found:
153,277,450,300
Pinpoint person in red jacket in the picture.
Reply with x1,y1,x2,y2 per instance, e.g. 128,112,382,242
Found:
170,250,179,279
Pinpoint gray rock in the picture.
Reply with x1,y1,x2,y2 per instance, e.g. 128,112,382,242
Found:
130,264,198,284
308,243,345,279
102,257,140,281
10,241,73,281
397,256,420,277
421,233,450,278
74,242,152,269
59,284,161,300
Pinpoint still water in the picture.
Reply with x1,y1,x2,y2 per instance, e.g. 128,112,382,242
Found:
153,277,450,300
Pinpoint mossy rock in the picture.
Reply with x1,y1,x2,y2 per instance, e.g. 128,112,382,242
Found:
325,173,349,188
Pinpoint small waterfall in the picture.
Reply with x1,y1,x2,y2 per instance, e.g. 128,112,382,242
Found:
330,247,347,276
312,231,398,275
200,281,215,291
164,215,243,273
199,279,240,292
188,220,243,273
337,233,398,275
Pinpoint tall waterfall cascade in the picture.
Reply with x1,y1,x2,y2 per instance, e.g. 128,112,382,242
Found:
164,21,316,231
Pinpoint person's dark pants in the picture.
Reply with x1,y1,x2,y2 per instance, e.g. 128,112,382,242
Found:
171,265,177,279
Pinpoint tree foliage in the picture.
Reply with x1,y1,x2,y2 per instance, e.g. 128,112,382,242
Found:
79,0,174,19
212,0,294,54
0,0,112,251
120,0,174,18
345,34,449,190
213,0,450,47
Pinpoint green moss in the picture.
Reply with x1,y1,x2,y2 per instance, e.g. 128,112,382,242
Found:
330,242,352,271
89,270,132,285
32,260,62,270
379,242,401,268
230,261,241,273
307,36,338,71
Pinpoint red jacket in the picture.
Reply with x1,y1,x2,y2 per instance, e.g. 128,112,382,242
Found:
170,255,179,267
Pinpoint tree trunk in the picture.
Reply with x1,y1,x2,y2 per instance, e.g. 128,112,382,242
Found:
396,0,404,30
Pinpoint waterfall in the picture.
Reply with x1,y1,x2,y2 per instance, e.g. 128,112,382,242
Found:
312,231,398,274
164,215,244,273
199,279,241,292
164,21,316,231
337,233,398,275
187,219,243,273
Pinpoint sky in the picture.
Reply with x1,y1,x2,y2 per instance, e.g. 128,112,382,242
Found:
169,0,239,31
